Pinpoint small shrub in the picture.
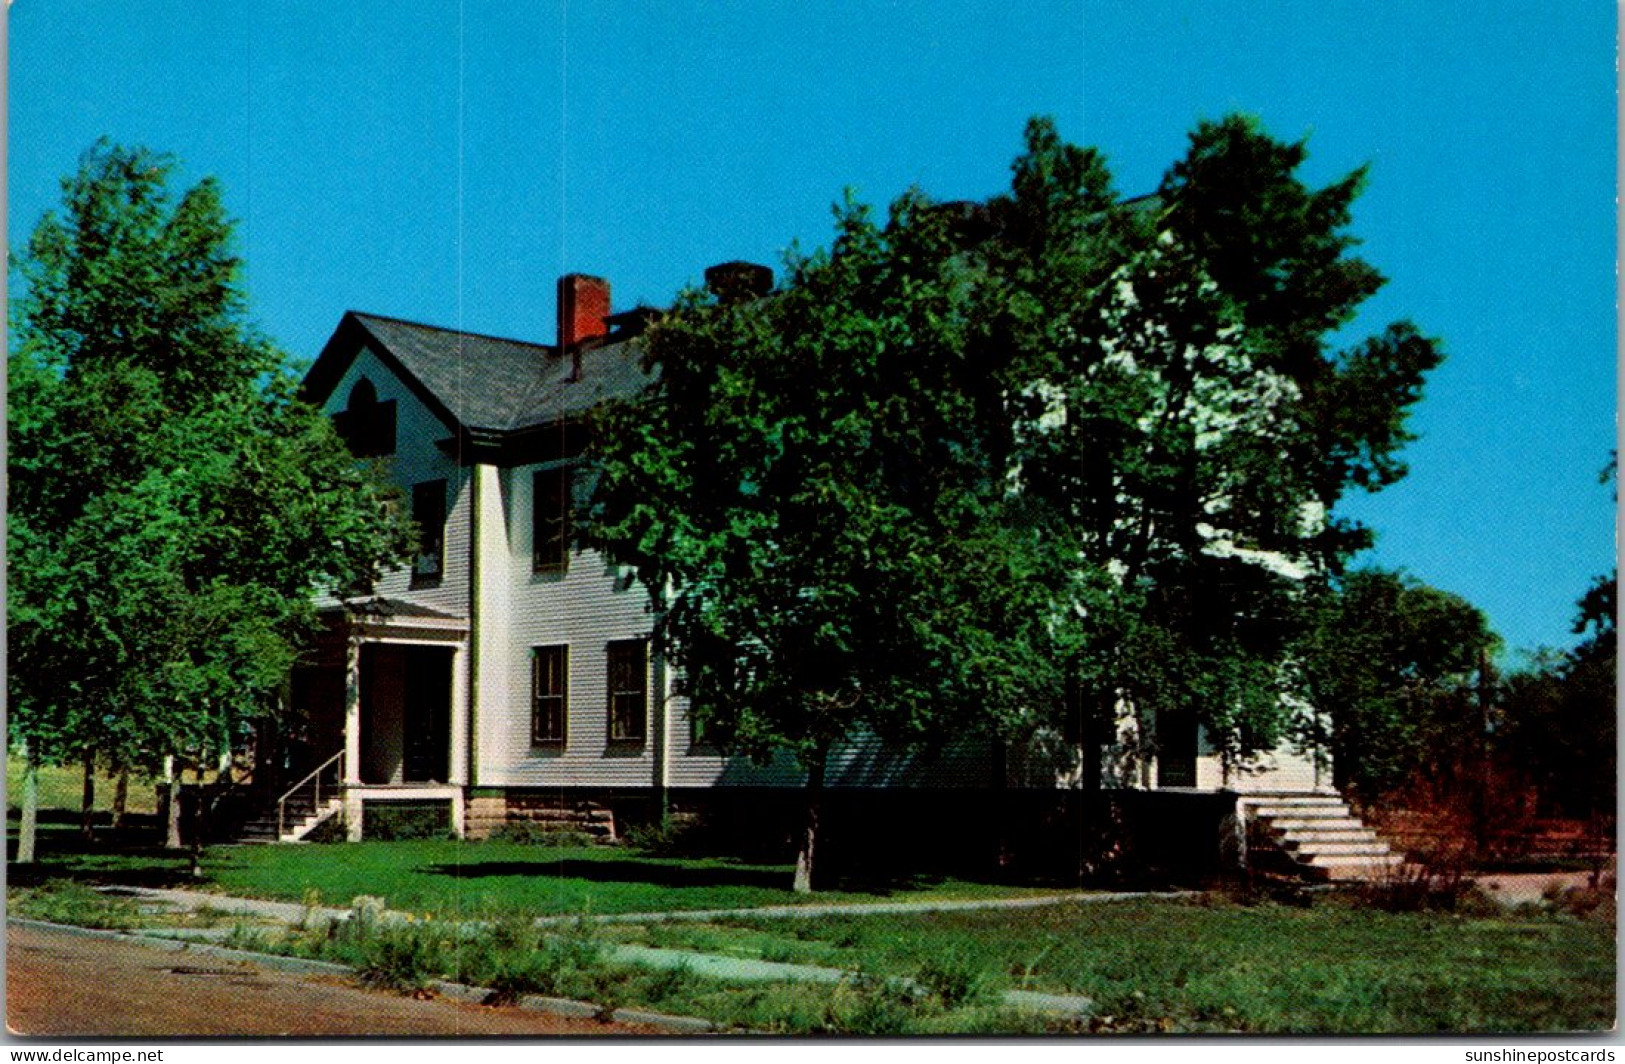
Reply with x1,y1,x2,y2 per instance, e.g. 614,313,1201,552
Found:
224,922,274,954
190,903,233,928
639,962,697,1004
914,952,993,1009
363,801,453,841
484,910,541,952
9,882,139,930
357,927,441,995
298,887,334,933
1356,849,1477,914
491,821,597,847
1543,881,1617,922
825,971,923,1035
584,966,632,1021
622,815,701,856
540,920,608,974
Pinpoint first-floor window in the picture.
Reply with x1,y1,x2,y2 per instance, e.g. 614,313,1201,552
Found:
689,709,706,749
531,645,568,746
607,639,648,743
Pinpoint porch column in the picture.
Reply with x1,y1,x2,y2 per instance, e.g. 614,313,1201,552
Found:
448,645,469,787
344,637,363,785
448,644,469,838
344,636,364,841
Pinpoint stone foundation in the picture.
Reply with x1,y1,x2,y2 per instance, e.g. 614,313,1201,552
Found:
464,792,616,841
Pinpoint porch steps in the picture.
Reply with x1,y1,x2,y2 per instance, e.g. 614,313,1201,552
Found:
236,796,344,844
1242,792,1403,881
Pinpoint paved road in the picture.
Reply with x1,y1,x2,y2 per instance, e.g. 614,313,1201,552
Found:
6,922,656,1037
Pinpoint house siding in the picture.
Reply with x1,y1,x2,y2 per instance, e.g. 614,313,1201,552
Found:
474,460,685,788
316,347,471,619
306,320,1330,814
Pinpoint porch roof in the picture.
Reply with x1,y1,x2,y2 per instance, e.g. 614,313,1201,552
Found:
320,596,466,622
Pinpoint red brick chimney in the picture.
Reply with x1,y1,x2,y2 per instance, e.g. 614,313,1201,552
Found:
557,273,611,350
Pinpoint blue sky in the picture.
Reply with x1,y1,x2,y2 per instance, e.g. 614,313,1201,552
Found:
9,2,1616,659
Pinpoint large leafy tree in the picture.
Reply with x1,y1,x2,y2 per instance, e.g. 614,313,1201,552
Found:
589,195,1066,891
986,116,1442,782
1500,459,1615,820
8,141,412,861
1296,569,1498,801
589,115,1442,888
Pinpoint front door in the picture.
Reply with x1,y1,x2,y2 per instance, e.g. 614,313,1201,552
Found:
359,644,453,784
402,647,452,783
1155,707,1198,788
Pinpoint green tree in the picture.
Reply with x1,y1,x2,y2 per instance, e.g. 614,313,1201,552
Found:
986,116,1442,781
8,141,413,862
588,115,1442,888
1296,569,1498,801
589,194,1066,891
1500,458,1615,820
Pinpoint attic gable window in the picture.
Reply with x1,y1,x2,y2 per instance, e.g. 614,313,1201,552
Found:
533,466,573,573
332,377,397,457
412,479,447,584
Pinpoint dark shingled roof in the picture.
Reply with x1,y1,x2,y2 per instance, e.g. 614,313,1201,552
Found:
304,311,654,435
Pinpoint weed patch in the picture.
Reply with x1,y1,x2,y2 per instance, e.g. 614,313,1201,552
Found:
8,882,140,929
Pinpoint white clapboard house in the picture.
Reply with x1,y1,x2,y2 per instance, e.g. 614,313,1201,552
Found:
271,266,1392,878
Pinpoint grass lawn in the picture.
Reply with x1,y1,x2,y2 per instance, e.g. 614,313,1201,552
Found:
6,757,159,817
8,820,1613,1033
601,895,1615,1033
6,823,1058,916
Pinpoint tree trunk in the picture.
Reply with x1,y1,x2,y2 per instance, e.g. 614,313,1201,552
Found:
17,742,40,864
112,769,130,831
189,803,204,880
164,757,183,850
792,742,829,894
80,747,96,840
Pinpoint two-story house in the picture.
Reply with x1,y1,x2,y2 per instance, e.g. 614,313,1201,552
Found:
281,264,1379,876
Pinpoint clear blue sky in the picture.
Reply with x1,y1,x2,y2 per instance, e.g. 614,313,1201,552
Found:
9,2,1616,659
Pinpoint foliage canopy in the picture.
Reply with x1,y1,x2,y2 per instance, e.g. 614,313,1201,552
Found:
588,114,1442,884
8,141,413,782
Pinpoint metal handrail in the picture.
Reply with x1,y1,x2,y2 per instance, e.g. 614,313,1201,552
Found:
276,749,346,840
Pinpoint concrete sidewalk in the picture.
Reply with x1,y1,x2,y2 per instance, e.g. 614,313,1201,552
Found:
102,882,1185,927
98,882,1100,1017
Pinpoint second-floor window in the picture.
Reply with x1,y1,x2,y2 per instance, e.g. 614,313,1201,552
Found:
607,639,648,744
412,479,447,583
531,645,568,746
533,466,572,573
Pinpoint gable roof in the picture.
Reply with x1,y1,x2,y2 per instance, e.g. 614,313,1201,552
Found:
301,310,653,437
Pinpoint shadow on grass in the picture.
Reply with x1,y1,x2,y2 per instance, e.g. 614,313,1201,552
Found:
420,856,952,897
421,857,789,891
7,820,205,890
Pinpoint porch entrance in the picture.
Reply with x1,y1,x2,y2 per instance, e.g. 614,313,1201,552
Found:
359,644,454,784
1155,707,1198,788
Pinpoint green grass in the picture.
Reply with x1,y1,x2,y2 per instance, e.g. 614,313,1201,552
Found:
8,810,1611,1033
7,881,143,930
6,756,161,817
7,826,1053,917
610,895,1615,1033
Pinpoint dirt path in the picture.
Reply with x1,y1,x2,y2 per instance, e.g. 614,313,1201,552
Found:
6,922,657,1037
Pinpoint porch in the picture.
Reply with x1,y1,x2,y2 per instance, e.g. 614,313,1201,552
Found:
271,599,470,841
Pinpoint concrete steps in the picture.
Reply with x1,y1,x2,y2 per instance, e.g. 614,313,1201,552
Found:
1242,793,1403,881
236,797,343,844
